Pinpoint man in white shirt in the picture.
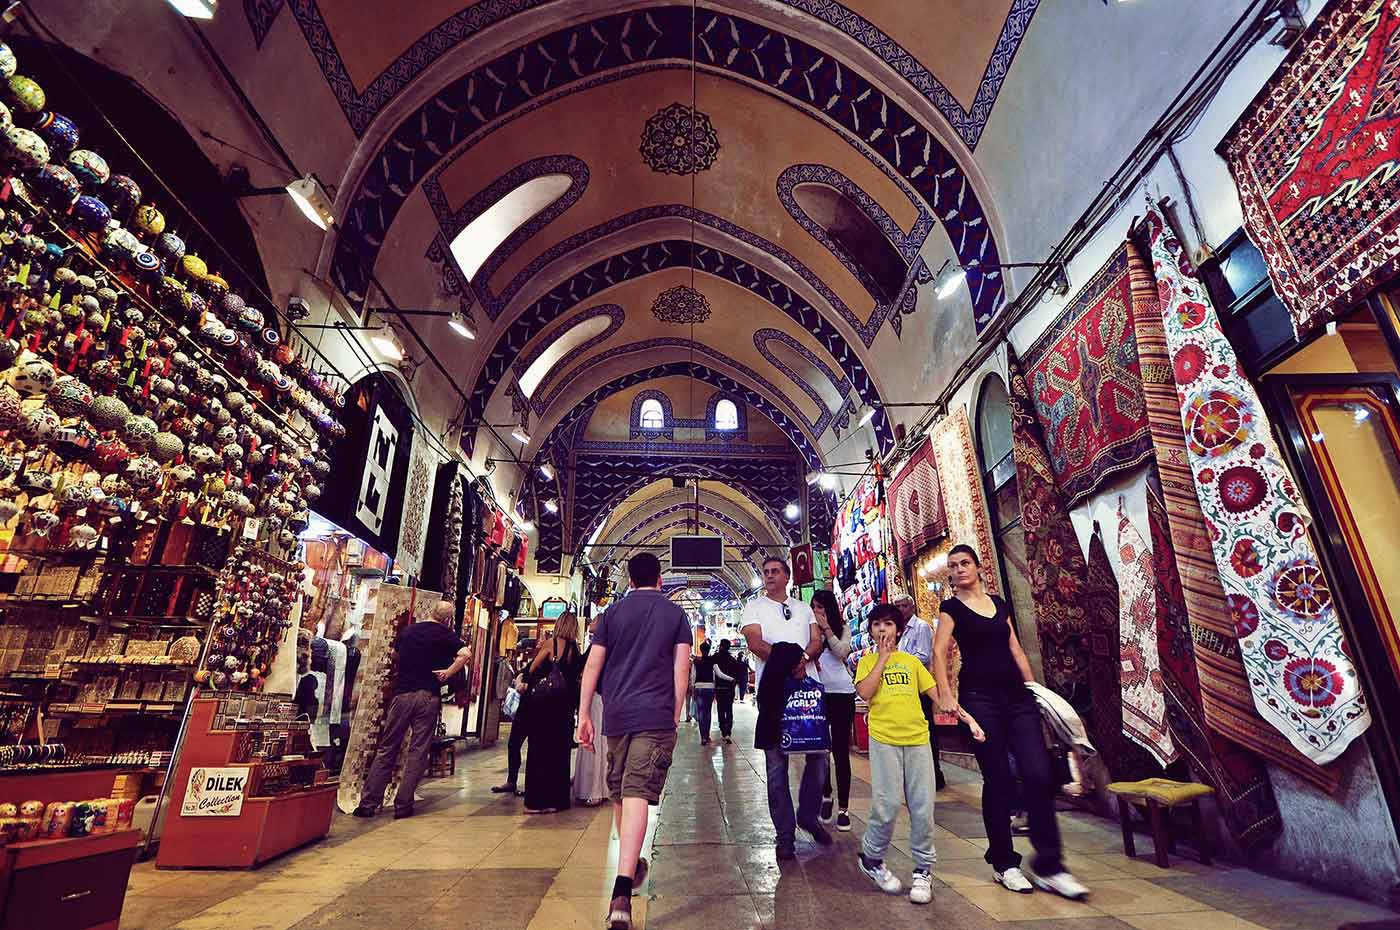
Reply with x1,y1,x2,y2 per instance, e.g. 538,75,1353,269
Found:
894,592,947,790
742,556,830,859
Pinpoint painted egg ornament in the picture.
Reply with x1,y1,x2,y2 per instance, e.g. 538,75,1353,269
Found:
119,415,159,450
4,75,45,116
2,126,48,171
131,249,161,275
93,438,131,470
100,225,143,263
216,327,239,351
46,376,94,416
151,432,184,463
201,274,229,300
0,341,19,370
125,455,163,490
0,43,15,80
131,204,165,237
0,100,8,132
219,292,245,318
71,194,112,233
103,174,142,218
6,353,57,396
259,327,280,348
237,305,264,332
170,463,198,487
188,444,218,472
67,524,99,548
26,162,80,207
205,475,226,497
33,112,79,157
180,254,208,281
87,394,131,430
66,149,109,189
58,483,92,512
0,386,22,429
0,501,18,525
19,406,60,441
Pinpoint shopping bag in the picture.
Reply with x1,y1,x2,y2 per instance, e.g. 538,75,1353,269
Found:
503,688,521,719
780,676,830,754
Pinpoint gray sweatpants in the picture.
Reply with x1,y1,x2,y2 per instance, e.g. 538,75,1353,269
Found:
361,689,440,812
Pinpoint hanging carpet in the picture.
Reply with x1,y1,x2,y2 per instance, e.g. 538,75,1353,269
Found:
887,436,947,565
932,407,1000,595
1115,498,1179,768
1221,0,1400,338
1141,202,1370,767
1022,246,1155,506
1007,353,1095,712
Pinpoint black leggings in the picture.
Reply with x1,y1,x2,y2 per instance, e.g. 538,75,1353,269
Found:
506,707,529,784
715,687,735,736
823,692,856,809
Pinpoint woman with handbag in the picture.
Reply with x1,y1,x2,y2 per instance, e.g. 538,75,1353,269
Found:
523,610,584,813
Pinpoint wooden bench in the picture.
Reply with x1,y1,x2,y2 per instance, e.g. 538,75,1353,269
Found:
1106,777,1215,869
427,738,456,778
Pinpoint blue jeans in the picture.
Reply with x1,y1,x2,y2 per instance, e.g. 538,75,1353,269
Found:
695,688,715,741
764,749,828,846
862,738,936,872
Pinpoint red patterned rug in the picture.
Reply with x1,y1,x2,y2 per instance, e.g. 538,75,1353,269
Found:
932,408,1000,595
1022,246,1154,506
1222,0,1400,337
887,437,947,566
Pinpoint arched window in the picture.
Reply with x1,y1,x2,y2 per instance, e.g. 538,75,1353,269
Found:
640,398,666,430
714,399,739,431
449,174,573,280
975,374,1043,682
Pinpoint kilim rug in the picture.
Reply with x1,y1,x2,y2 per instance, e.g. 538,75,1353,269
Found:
1122,231,1336,793
1116,498,1179,768
1147,471,1283,848
1022,246,1155,506
887,436,947,566
1221,0,1400,338
1085,524,1162,781
931,407,1000,595
1008,353,1094,711
1142,201,1371,766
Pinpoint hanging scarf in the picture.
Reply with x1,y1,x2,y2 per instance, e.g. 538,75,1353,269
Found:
1140,202,1370,766
1115,498,1179,768
1146,472,1282,848
1008,353,1094,711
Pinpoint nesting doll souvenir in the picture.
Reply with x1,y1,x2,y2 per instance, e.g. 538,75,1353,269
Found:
3,74,44,117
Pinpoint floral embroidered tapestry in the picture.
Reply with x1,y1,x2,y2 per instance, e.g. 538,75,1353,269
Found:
1116,499,1179,768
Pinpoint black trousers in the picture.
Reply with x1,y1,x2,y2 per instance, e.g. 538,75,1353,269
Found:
506,706,529,784
919,693,945,775
822,691,856,809
960,688,1063,875
715,686,735,737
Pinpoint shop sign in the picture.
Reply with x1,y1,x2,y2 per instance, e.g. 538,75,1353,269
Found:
181,766,247,817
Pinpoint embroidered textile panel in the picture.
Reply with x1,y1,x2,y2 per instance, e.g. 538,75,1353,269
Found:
1123,232,1334,793
1116,498,1179,768
1221,0,1400,337
396,433,437,579
932,408,1000,595
1008,354,1095,711
887,437,947,565
1022,246,1155,505
1146,473,1283,848
1143,203,1370,766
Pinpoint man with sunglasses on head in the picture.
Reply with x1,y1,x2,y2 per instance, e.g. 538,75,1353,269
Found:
741,556,831,860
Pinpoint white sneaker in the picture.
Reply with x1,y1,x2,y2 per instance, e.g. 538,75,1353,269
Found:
909,870,933,904
994,866,1034,893
1033,871,1090,900
858,854,904,894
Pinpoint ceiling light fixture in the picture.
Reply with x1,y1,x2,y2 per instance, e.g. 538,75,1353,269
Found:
369,328,404,361
933,257,1070,302
784,503,800,520
859,406,878,427
517,519,535,532
285,174,334,230
539,463,555,480
448,309,475,340
511,427,532,445
166,0,216,18
818,473,837,491
544,499,559,514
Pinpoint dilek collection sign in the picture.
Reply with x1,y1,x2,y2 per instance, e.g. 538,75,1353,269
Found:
181,767,248,817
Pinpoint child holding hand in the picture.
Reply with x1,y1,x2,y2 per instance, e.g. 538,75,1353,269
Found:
855,603,983,904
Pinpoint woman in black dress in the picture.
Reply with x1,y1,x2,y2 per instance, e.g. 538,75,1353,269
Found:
523,610,583,813
933,544,1088,901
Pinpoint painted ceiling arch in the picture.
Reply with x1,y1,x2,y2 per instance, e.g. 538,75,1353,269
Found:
600,492,785,560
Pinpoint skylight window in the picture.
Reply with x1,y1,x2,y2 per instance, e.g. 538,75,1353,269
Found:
714,399,739,431
640,398,666,429
449,174,572,280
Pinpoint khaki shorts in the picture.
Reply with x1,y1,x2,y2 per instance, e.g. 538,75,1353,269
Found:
606,729,677,803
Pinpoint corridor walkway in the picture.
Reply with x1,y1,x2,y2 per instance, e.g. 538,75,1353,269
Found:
121,703,1395,930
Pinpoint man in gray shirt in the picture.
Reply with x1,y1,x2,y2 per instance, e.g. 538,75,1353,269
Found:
577,553,692,930
895,592,946,791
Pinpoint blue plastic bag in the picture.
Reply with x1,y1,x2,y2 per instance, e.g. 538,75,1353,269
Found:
503,688,521,719
780,676,830,754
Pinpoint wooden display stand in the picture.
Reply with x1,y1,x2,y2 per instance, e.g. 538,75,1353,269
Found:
0,829,140,930
156,698,336,869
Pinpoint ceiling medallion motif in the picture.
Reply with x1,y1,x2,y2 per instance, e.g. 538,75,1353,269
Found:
640,102,720,175
651,285,712,324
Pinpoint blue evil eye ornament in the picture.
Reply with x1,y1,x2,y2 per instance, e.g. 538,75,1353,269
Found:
32,112,79,158
71,195,112,233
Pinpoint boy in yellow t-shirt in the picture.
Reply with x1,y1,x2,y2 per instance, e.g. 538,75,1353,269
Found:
855,604,983,904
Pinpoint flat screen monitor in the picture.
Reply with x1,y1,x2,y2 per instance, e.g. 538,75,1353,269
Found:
670,535,724,571
540,600,569,621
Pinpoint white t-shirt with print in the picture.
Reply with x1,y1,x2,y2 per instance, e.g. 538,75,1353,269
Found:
740,594,815,684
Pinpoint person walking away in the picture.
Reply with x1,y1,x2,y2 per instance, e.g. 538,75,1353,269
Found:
576,554,692,930
523,610,584,813
893,592,948,791
742,556,831,860
856,603,984,904
693,641,719,745
354,600,470,820
809,590,855,832
573,615,608,806
711,640,744,743
934,544,1089,900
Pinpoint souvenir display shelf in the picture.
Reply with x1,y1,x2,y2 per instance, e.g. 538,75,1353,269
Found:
0,828,140,930
830,467,894,667
155,694,334,869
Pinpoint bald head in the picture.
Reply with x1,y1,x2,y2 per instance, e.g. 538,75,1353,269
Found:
431,600,455,625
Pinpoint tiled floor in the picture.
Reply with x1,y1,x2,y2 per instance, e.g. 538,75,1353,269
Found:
121,704,1396,930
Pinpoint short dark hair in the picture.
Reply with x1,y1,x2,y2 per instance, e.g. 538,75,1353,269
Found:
718,638,731,651
628,552,662,587
762,556,790,576
700,640,712,655
948,544,981,566
869,602,905,635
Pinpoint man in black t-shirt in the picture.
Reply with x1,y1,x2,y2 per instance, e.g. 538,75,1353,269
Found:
354,600,470,820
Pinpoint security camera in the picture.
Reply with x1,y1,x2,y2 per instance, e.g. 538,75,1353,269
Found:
287,296,311,320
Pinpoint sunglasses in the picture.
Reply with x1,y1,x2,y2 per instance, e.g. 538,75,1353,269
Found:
782,603,791,621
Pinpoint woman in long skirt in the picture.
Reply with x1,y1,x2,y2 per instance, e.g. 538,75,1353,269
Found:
573,617,608,805
524,611,583,813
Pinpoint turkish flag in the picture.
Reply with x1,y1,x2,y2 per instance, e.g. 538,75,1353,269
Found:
792,543,814,586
